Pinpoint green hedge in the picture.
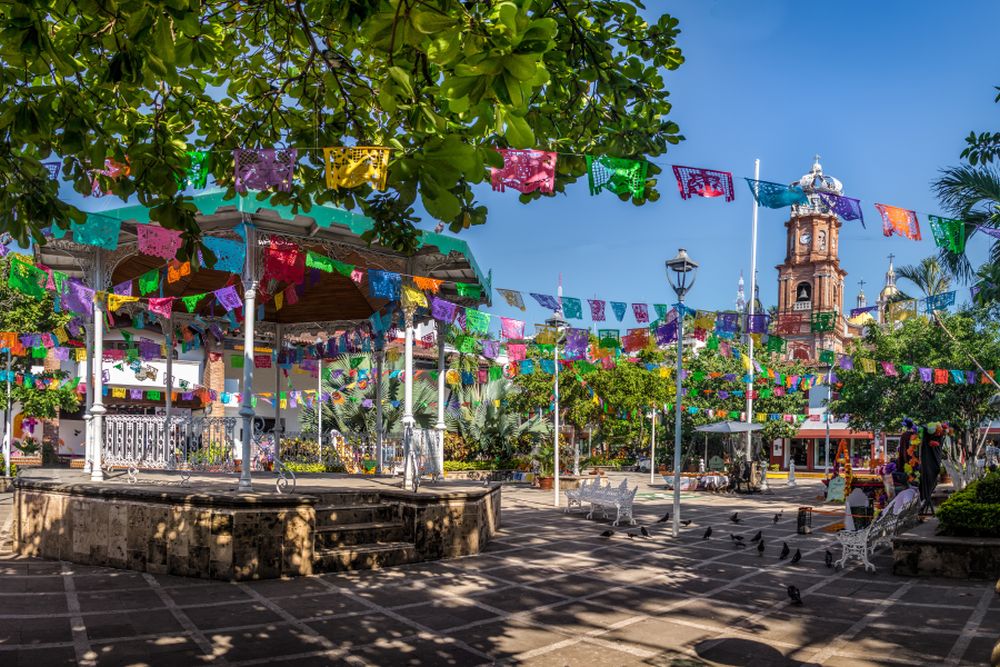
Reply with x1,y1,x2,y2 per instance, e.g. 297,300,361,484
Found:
443,460,496,471
937,470,1000,538
0,455,17,478
283,462,346,474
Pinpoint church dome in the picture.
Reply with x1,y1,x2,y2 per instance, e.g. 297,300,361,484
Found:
790,155,843,195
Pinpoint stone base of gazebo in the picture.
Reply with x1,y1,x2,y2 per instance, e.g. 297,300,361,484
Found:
12,471,501,581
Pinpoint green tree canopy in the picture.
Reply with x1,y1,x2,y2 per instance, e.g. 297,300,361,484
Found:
829,311,1000,461
0,256,80,419
1,1,685,251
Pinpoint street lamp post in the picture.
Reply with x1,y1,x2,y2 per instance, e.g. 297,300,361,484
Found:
648,409,656,486
545,311,568,508
666,248,698,538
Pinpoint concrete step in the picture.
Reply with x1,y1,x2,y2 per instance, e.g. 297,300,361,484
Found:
313,542,418,572
315,521,409,548
315,503,398,527
314,491,382,507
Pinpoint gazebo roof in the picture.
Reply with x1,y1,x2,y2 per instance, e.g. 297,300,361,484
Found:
36,191,490,329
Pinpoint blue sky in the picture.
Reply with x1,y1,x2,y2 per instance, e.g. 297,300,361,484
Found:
455,0,1000,330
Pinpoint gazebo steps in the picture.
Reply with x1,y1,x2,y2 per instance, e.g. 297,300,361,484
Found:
314,541,418,572
314,491,383,507
315,502,398,527
314,521,410,548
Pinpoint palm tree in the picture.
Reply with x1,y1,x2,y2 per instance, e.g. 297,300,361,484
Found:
894,256,952,300
446,380,551,461
933,164,1000,283
298,355,437,444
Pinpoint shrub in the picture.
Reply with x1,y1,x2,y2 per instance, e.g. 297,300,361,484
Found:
283,462,325,474
0,455,17,478
937,470,1000,538
443,460,495,471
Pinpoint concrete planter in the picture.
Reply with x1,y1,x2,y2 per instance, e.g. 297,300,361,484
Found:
893,518,1000,580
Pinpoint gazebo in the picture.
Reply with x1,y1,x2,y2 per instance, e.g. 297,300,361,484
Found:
36,191,490,491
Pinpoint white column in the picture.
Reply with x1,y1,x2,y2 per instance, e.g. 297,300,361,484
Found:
572,426,579,477
3,351,11,478
649,409,656,485
83,319,94,473
317,356,323,460
435,319,446,480
746,157,760,463
401,309,416,488
375,342,384,474
273,323,283,468
90,252,106,482
163,322,173,464
553,342,560,507
238,280,257,491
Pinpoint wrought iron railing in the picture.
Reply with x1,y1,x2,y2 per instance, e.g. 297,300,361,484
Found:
101,415,237,482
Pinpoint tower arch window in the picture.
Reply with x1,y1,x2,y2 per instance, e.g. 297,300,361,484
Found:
795,281,812,303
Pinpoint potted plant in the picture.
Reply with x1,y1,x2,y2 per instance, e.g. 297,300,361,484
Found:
535,443,555,490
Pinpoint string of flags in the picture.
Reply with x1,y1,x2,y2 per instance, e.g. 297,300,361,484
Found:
39,146,1000,252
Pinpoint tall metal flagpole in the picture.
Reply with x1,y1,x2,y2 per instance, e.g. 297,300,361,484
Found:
824,363,832,476
317,356,323,460
3,350,10,479
745,158,760,463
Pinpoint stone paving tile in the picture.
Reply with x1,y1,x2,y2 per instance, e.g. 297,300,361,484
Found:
77,588,167,613
83,609,185,640
306,611,411,647
270,592,372,620
0,616,74,644
603,616,718,652
72,571,149,592
463,584,567,613
526,599,639,635
841,630,965,665
90,635,212,667
7,646,78,667
206,624,328,664
441,618,574,659
182,600,284,631
962,635,999,666
517,640,653,666
393,597,503,632
0,591,69,614
347,635,490,666
0,574,65,592
165,580,256,606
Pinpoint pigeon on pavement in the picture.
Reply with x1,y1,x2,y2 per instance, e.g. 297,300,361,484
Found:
600,529,614,538
681,520,692,527
702,527,713,539
787,585,803,605
627,532,638,539
656,512,671,524
773,513,780,524
730,512,741,524
779,542,790,559
640,526,651,538
749,530,762,543
825,550,833,568
757,540,765,556
791,548,802,564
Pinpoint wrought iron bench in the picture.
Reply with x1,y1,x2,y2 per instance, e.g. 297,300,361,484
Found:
835,490,920,572
582,479,637,526
564,477,600,513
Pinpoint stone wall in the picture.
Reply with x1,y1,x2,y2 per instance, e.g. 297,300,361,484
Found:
892,519,1000,580
384,485,501,561
14,479,316,581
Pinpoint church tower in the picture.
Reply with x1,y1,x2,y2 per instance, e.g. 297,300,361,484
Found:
735,272,746,312
774,157,850,361
877,255,899,323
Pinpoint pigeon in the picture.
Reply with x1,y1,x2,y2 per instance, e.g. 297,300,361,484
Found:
627,532,638,539
730,512,741,524
702,526,713,539
791,548,802,564
757,540,765,556
681,520,692,527
600,529,615,538
656,512,671,524
749,530,762,543
640,526,651,538
824,550,833,568
779,542,790,560
773,513,780,524
731,534,745,542
787,585,803,605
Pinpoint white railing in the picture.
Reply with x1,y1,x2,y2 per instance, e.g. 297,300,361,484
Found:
102,415,238,475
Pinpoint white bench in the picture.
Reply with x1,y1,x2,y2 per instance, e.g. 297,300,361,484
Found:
567,479,637,526
836,489,920,572
565,477,599,513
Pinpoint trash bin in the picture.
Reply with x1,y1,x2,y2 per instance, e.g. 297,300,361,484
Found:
797,506,813,534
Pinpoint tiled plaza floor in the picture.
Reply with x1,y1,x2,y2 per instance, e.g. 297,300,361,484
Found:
0,475,996,666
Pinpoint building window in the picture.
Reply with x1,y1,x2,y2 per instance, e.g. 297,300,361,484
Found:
795,281,812,302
